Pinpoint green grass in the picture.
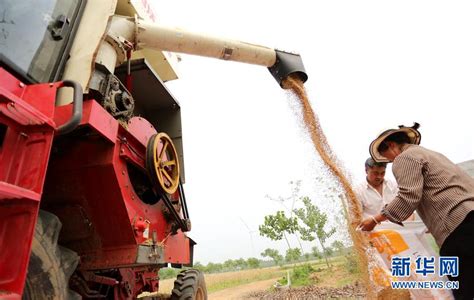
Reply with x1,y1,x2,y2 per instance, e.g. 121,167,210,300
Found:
278,264,316,287
276,256,355,289
205,257,340,293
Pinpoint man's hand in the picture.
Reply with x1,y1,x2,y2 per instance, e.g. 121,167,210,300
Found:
358,218,377,231
357,214,386,231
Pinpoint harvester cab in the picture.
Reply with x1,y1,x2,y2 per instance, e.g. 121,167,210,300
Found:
0,0,307,299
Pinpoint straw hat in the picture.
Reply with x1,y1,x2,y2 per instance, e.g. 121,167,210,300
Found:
369,123,421,163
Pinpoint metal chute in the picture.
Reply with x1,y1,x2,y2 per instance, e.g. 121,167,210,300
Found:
106,16,308,88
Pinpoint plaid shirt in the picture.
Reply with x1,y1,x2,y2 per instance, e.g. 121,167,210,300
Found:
382,144,474,247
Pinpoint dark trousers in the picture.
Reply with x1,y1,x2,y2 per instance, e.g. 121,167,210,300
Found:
440,211,474,300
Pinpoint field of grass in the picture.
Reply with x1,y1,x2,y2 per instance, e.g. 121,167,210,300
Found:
277,256,360,287
158,256,358,295
317,262,360,287
159,265,286,294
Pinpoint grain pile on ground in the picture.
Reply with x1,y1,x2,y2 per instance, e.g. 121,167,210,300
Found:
248,283,366,299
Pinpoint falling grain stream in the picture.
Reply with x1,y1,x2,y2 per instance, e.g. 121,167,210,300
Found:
282,76,402,299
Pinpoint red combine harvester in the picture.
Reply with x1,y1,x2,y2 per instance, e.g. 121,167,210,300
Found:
0,0,306,299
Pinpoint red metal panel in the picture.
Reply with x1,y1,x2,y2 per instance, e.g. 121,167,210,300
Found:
82,246,139,270
0,83,56,129
0,202,37,291
21,82,59,119
0,128,55,193
54,99,118,143
126,117,157,147
44,104,142,269
0,68,26,99
0,294,21,300
44,105,193,270
0,182,40,200
163,231,191,265
0,69,57,296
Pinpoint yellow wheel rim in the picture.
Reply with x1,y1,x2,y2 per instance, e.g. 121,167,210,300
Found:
147,132,180,194
195,287,205,300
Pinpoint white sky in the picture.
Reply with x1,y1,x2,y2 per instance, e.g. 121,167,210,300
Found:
153,0,474,264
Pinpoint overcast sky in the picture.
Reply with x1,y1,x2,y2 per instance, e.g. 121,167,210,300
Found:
153,0,474,264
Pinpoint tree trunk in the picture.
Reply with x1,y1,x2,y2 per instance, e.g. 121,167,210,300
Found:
295,234,305,253
318,238,331,268
283,233,291,250
289,194,305,254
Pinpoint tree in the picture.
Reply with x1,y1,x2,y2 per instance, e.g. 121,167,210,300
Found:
265,181,305,252
259,211,298,249
331,240,346,256
159,268,180,279
294,196,336,268
205,262,223,273
223,259,236,271
304,253,311,261
324,246,334,257
193,262,205,272
247,257,260,269
285,248,302,263
235,258,247,269
261,248,283,266
311,246,322,259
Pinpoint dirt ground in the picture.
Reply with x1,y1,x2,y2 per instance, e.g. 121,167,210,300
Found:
248,283,366,299
160,260,366,299
208,277,366,300
209,278,279,300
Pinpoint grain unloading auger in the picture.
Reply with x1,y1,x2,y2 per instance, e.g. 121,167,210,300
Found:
0,2,306,299
98,15,308,90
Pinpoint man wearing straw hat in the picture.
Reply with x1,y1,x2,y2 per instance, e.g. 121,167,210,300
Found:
358,123,474,299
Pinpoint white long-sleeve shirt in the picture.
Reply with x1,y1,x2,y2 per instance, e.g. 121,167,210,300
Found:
355,179,398,219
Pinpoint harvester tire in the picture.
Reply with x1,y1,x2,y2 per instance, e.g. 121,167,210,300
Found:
22,210,80,300
170,269,207,300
